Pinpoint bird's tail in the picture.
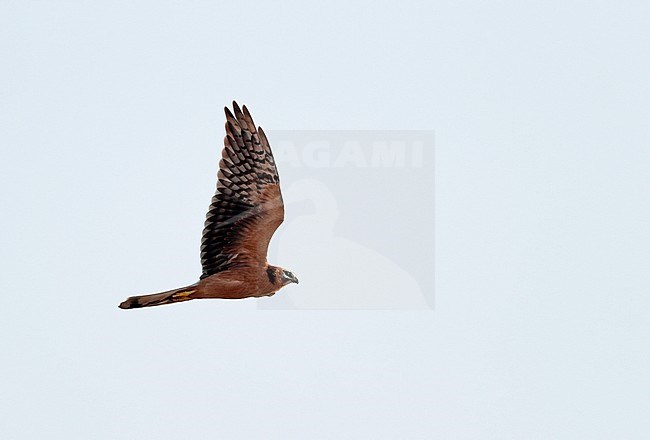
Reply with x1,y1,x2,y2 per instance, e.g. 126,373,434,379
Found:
119,285,198,309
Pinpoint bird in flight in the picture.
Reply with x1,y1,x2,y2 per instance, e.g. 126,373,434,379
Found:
119,102,298,309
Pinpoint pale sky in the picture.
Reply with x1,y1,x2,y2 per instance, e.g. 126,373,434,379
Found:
1,1,649,439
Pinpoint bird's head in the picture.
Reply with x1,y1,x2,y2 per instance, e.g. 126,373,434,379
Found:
267,266,299,287
281,269,299,286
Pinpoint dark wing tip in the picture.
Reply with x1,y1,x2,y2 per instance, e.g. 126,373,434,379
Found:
232,101,242,114
242,105,256,127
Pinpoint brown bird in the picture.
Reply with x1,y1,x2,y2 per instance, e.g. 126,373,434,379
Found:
119,102,298,309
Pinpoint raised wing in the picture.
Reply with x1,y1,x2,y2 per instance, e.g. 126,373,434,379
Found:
200,102,284,279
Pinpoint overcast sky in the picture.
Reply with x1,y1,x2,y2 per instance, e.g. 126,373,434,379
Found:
1,1,649,439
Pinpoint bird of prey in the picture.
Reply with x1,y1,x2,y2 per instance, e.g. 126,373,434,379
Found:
119,102,298,309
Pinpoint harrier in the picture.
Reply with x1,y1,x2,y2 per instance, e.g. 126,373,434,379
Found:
119,102,298,309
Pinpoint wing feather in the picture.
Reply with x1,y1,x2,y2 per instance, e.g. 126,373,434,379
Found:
200,102,284,279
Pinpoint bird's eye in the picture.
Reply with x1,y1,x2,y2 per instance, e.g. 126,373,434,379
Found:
283,271,292,278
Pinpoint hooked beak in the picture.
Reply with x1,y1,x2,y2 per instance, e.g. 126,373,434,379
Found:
289,273,299,284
